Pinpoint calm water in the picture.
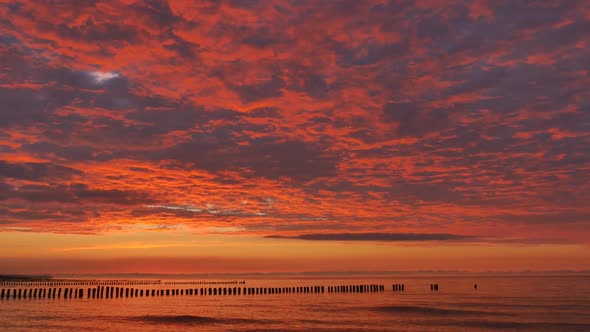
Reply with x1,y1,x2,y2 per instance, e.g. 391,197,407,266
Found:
1,276,589,331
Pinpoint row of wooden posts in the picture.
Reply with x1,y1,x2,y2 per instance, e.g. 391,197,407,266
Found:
328,284,384,293
163,281,245,285
392,284,405,291
0,280,162,286
0,280,246,287
0,284,385,300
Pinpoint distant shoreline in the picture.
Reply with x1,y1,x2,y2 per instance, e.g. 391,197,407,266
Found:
2,271,590,281
49,271,590,279
0,275,53,281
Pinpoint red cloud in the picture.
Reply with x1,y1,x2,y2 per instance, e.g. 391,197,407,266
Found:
0,0,588,247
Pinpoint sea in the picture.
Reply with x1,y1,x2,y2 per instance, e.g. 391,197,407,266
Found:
1,275,589,331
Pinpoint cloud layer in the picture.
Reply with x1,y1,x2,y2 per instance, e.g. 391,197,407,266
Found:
0,0,589,243
265,233,476,242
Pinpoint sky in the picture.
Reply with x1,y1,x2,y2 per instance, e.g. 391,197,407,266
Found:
0,0,589,274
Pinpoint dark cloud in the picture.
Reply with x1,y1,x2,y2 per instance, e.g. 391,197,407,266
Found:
231,75,285,103
51,20,139,43
1,183,154,205
266,233,476,242
157,134,338,181
0,160,82,180
382,102,450,137
70,183,155,205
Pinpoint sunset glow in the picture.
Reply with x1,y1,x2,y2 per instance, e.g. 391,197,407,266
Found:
1,0,589,275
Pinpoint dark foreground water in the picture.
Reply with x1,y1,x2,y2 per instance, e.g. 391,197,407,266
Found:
1,275,589,331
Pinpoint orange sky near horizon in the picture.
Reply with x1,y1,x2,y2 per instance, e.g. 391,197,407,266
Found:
0,0,589,274
1,230,589,275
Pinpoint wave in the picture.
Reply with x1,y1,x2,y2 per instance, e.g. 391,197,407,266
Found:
453,301,590,311
130,315,271,325
429,319,590,331
372,305,510,316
